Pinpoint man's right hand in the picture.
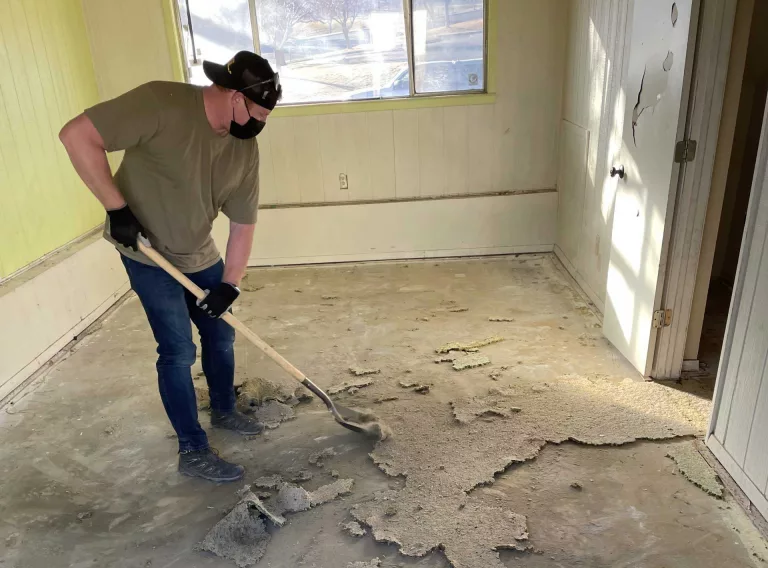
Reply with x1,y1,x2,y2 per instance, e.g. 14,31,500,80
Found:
107,204,145,251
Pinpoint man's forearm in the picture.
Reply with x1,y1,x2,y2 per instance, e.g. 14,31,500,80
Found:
60,114,126,210
223,221,256,286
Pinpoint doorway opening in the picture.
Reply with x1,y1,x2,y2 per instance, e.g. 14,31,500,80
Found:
686,0,768,391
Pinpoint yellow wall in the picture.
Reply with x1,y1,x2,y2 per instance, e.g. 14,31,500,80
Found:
81,0,176,102
0,0,103,279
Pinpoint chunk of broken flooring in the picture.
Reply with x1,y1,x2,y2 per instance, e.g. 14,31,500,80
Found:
666,441,724,498
250,400,295,429
328,378,375,395
349,367,381,376
452,354,491,371
399,380,431,394
309,478,354,506
308,447,337,466
252,475,283,490
275,484,312,513
359,375,710,567
342,520,366,537
435,336,504,354
236,375,308,410
347,559,381,568
275,479,355,514
199,492,271,568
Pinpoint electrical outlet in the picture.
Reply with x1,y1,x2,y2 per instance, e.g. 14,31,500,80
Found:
339,173,349,190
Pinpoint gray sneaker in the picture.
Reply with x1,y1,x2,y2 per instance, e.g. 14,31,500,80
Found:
178,448,245,482
211,410,265,435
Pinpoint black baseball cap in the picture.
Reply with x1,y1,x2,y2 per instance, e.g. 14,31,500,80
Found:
203,51,282,111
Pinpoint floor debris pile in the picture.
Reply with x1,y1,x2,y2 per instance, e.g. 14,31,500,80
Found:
201,478,355,566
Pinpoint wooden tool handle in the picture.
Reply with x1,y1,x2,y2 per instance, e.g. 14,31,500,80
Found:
137,239,309,384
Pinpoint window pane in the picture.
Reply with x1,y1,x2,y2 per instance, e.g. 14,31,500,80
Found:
412,0,485,94
254,0,409,104
178,0,255,86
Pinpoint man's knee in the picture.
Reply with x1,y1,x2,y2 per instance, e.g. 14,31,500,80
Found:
157,341,197,367
202,322,235,352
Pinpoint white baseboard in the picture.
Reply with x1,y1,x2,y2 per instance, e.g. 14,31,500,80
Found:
553,245,606,314
0,236,129,403
682,359,701,372
212,192,558,266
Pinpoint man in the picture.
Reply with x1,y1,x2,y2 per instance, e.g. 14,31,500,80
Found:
59,51,281,483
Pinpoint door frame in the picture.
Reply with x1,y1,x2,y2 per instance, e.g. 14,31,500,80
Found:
651,0,739,379
707,98,768,520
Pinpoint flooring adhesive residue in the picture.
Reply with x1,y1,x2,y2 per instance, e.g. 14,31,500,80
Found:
355,375,709,568
435,336,505,354
666,441,724,498
328,378,375,395
350,367,381,376
450,389,521,424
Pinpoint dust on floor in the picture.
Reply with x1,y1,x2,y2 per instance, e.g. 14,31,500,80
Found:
0,255,765,568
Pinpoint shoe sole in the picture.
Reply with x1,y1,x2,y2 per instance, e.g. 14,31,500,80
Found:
211,423,265,436
179,468,245,483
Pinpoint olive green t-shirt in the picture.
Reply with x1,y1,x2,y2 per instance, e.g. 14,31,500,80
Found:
86,81,260,272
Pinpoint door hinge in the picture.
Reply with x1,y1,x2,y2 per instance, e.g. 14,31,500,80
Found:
674,139,697,163
653,309,673,329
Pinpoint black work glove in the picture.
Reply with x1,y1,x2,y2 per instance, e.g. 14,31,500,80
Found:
107,204,145,251
197,282,240,318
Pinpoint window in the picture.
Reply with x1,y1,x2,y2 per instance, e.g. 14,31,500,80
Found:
176,0,487,105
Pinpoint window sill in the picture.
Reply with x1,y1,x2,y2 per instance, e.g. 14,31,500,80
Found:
270,92,496,118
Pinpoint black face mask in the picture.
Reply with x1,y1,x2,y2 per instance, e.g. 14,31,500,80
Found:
229,100,265,139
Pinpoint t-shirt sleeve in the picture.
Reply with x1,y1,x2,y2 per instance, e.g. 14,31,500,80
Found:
222,145,260,224
84,83,161,152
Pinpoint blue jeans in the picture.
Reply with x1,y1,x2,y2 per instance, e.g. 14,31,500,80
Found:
121,255,236,452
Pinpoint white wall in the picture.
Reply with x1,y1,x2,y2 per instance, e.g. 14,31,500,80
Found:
555,0,629,311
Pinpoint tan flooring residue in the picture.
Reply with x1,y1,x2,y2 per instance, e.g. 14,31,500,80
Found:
4,255,762,568
667,440,724,498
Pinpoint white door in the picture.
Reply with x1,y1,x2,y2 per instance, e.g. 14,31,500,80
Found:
603,0,700,376
707,103,768,521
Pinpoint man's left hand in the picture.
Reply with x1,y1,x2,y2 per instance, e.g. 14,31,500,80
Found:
197,282,240,318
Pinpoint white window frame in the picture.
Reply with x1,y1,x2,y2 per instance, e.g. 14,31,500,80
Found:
174,0,490,105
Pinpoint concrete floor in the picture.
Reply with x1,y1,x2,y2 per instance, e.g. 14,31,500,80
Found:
1,255,766,568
